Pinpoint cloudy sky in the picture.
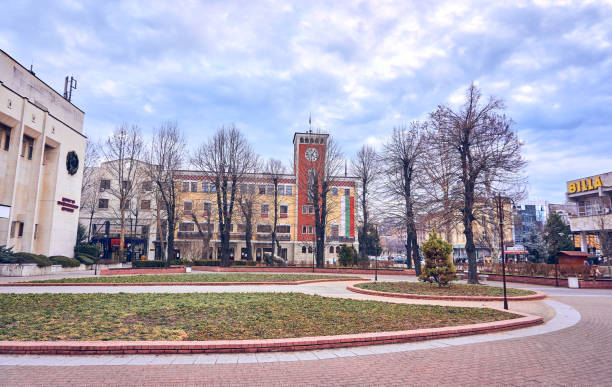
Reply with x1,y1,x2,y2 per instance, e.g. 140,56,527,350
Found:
2,0,611,203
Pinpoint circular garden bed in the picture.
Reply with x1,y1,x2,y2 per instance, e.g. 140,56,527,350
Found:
349,281,546,301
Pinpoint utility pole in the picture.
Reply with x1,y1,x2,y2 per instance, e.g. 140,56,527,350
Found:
497,193,509,310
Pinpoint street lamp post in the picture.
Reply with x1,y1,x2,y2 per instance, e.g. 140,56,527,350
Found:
496,193,509,310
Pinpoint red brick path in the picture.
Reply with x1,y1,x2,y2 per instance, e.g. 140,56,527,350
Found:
2,296,610,386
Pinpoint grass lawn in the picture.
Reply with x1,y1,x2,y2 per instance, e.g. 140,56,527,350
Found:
355,281,537,297
24,273,355,284
0,293,519,341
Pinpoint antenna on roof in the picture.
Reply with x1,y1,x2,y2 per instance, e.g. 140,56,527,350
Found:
308,113,312,133
63,75,77,102
29,63,35,76
344,160,347,177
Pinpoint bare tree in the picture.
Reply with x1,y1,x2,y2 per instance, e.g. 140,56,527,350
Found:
80,140,101,242
146,121,186,264
297,134,343,267
266,159,287,259
380,124,424,276
191,199,214,260
238,183,259,261
419,131,461,242
101,124,145,261
191,125,259,267
430,84,526,283
351,145,380,257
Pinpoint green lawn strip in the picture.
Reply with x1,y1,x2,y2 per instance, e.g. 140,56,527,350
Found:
23,273,353,284
0,293,519,341
355,281,536,297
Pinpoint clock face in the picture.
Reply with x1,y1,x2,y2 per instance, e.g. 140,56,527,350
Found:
305,147,319,162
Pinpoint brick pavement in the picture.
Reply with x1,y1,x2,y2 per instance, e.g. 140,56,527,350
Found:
1,295,610,386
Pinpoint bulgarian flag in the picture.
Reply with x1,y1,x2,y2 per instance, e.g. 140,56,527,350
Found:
340,193,355,238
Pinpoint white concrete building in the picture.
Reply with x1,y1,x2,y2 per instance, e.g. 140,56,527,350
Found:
0,49,86,257
566,171,612,254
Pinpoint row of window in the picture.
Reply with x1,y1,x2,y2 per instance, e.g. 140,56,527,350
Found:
179,222,291,234
299,245,343,254
98,199,151,210
99,180,153,192
331,187,351,196
300,224,341,236
577,197,612,217
0,123,35,160
182,181,294,196
183,201,288,218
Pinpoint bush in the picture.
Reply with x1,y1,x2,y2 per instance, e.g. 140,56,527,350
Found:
419,231,456,287
191,260,221,266
170,259,184,266
131,260,166,268
232,260,257,266
74,244,99,257
338,246,358,267
49,256,81,267
9,252,53,267
75,254,95,265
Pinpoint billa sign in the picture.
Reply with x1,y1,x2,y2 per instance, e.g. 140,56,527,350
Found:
567,176,603,194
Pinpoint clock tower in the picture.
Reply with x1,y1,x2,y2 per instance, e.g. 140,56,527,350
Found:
293,132,328,242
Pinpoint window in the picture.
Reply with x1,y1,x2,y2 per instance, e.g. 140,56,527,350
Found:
279,204,288,218
266,185,274,195
179,222,194,232
191,182,198,192
18,221,24,238
203,202,212,217
122,180,131,191
300,137,304,143
198,223,214,233
331,224,339,237
182,181,190,192
285,185,292,196
332,187,338,196
302,225,307,234
183,201,193,215
123,200,130,210
257,224,272,233
302,205,308,214
344,189,350,196
278,185,285,195
276,225,291,234
258,185,266,195
210,183,216,193
308,246,313,253
142,181,152,191
237,223,246,232
261,204,269,218
201,182,209,192
309,205,314,214
1,123,10,151
336,246,340,253
34,224,38,240
248,184,255,194
98,198,109,209
329,246,334,253
22,135,34,160
100,179,111,191
302,246,307,253
141,200,151,210
308,226,313,234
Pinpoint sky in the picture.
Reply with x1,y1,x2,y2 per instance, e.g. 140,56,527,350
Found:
2,0,611,203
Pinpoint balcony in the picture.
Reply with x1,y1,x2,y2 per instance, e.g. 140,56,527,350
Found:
326,235,355,243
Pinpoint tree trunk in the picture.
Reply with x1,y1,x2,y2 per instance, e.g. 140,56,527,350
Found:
463,187,478,284
411,235,421,275
119,207,126,262
405,228,413,269
167,216,175,266
272,180,279,259
88,208,95,243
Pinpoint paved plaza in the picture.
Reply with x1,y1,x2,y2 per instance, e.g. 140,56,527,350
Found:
0,273,611,386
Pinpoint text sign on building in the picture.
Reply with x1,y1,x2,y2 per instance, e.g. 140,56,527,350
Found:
567,176,603,194
57,197,79,213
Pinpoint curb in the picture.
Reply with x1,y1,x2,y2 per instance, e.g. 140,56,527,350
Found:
0,313,543,355
346,284,547,301
2,278,368,287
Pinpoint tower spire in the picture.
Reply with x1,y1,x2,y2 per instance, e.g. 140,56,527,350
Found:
308,113,312,133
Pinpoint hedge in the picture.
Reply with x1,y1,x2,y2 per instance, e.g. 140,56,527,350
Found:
49,256,81,267
75,254,95,265
231,260,257,266
6,252,53,267
131,260,166,268
191,260,220,266
74,244,99,257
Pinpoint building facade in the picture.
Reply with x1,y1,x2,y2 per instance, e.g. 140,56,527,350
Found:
173,132,358,264
0,50,86,257
565,172,612,254
78,160,159,261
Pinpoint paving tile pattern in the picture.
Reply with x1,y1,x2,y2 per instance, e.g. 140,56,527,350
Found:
1,296,610,386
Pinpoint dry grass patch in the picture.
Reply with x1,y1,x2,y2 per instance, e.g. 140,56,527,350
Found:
0,293,520,341
355,281,536,297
